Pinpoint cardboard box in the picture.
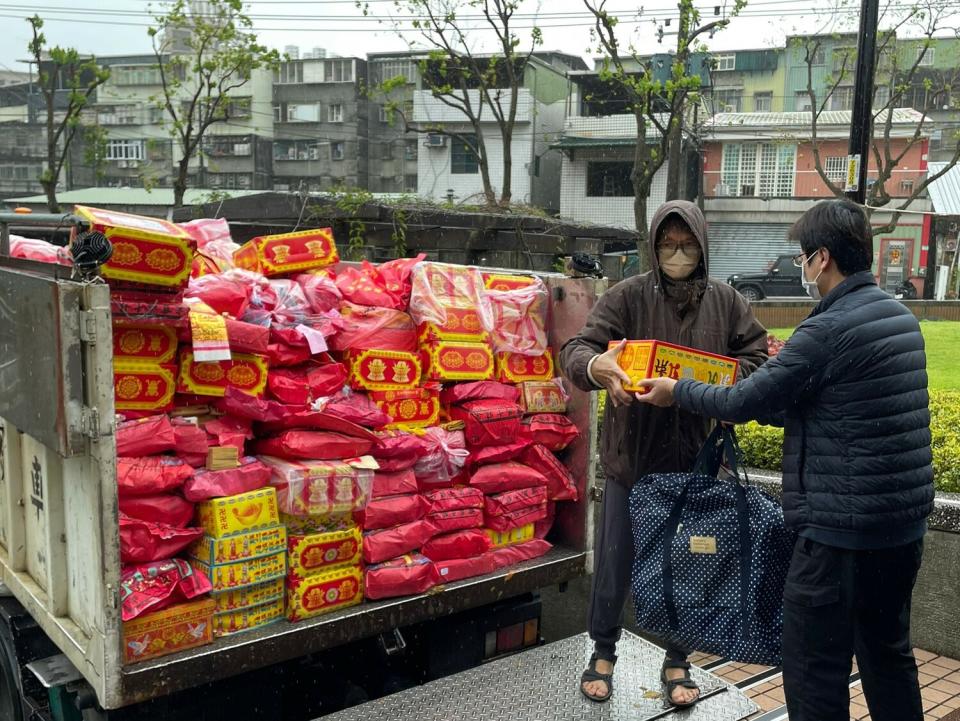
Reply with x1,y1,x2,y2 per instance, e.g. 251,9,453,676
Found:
191,551,287,593
211,578,285,613
417,305,488,344
113,360,177,412
196,487,281,539
288,521,362,578
346,349,422,392
122,598,215,664
421,341,495,382
113,323,178,363
486,524,535,548
188,525,288,566
370,384,441,430
287,565,363,622
233,227,338,277
177,351,269,398
206,446,240,471
517,381,567,414
213,597,285,637
609,340,739,393
495,350,555,383
482,273,536,291
75,205,194,289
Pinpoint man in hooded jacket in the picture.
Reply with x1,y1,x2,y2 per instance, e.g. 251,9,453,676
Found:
560,200,768,707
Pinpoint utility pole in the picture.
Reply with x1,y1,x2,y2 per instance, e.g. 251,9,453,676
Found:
845,0,880,205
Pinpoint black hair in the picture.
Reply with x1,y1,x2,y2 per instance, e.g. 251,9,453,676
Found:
788,199,873,275
656,213,693,244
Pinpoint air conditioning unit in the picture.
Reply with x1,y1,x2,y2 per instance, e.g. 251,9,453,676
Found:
118,160,129,168
723,104,737,113
425,134,447,148
128,160,140,169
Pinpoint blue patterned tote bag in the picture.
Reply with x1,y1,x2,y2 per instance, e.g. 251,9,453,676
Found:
629,426,793,666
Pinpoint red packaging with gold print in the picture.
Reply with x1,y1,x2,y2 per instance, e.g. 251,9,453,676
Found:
233,228,339,277
482,273,536,291
495,350,555,383
417,305,489,344
113,324,178,364
422,341,494,382
177,351,268,398
370,384,441,430
114,361,177,412
347,349,422,392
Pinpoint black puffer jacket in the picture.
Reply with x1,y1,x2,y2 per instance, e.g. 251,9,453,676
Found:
675,271,934,549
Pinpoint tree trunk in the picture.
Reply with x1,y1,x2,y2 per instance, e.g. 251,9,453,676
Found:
499,126,513,207
631,110,653,274
41,178,60,214
174,156,190,208
664,115,684,200
475,136,497,207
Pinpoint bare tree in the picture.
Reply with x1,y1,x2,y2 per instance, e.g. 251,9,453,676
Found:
149,0,280,207
27,15,109,213
797,3,960,233
371,0,543,207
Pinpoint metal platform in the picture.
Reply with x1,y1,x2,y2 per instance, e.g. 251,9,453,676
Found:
320,631,758,721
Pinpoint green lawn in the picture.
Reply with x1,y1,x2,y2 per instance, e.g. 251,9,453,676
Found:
768,321,960,391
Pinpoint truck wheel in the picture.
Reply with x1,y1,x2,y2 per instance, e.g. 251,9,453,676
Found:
0,615,24,721
738,285,763,302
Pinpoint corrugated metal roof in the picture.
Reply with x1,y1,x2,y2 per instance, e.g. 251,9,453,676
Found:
3,187,263,206
927,162,960,216
707,108,924,128
708,222,797,281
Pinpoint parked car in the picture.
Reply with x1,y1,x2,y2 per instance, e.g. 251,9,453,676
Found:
727,254,806,301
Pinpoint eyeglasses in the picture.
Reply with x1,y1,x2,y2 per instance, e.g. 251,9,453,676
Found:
792,249,821,268
657,242,700,256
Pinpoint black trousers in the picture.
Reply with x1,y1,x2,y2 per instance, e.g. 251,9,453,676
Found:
588,479,689,665
782,536,925,721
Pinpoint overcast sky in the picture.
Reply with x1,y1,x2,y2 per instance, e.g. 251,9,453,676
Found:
0,0,953,76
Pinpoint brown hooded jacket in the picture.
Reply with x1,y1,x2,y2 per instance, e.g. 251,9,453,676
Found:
559,200,768,487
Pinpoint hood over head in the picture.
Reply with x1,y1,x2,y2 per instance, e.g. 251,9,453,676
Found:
648,200,709,279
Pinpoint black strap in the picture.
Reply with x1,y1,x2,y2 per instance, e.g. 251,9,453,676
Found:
733,480,752,637
662,478,691,631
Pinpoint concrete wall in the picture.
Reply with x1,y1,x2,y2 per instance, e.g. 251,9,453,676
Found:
912,528,960,660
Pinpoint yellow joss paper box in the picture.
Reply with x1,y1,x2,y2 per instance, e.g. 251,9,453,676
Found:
214,597,285,637
188,525,287,566
196,487,281,539
122,598,215,664
178,351,269,398
486,524,535,548
113,361,177,413
421,341,494,382
517,381,567,414
211,578,285,614
284,515,363,577
113,323,178,364
369,384,441,430
191,551,286,593
287,565,363,622
609,340,739,393
482,273,536,291
233,227,339,277
74,205,194,289
346,349,422,392
495,350,555,383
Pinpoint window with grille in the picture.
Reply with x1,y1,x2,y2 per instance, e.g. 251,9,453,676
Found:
325,59,354,83
286,103,320,122
451,134,479,174
328,104,344,123
795,91,812,112
714,89,742,112
720,143,795,197
810,46,826,65
105,140,144,161
112,65,163,86
275,61,304,84
331,141,345,160
874,85,891,108
375,60,418,84
916,46,935,67
404,139,418,161
753,92,772,112
586,162,634,197
715,54,736,71
825,156,846,182
830,86,854,111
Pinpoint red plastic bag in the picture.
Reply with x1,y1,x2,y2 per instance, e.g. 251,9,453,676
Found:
484,486,547,517
335,256,425,310
244,279,310,328
182,457,273,502
253,431,376,461
268,362,347,405
119,515,203,564
318,390,391,429
120,559,212,622
117,456,194,497
256,409,379,441
371,431,428,472
10,235,72,265
423,487,484,514
179,317,270,355
519,414,580,451
448,400,523,449
440,381,519,406
178,218,238,272
356,493,430,531
428,508,483,534
520,444,578,501
434,554,497,583
535,501,556,539
267,340,313,367
482,278,549,355
488,539,552,570
372,469,419,499
296,272,342,314
469,461,548,494
185,273,252,318
203,415,253,450
172,419,209,467
215,387,293,424
363,519,437,565
485,504,547,532
116,415,176,457
469,439,531,467
329,302,418,353
364,553,440,600
422,529,492,562
118,494,195,528
413,427,469,486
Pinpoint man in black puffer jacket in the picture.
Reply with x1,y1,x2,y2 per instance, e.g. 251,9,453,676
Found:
637,199,933,721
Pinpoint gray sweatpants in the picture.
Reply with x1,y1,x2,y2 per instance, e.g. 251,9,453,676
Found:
588,478,690,665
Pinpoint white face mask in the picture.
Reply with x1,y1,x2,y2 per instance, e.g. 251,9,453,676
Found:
802,249,824,300
658,244,702,280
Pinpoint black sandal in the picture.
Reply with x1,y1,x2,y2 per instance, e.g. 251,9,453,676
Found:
660,662,700,709
580,652,617,703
